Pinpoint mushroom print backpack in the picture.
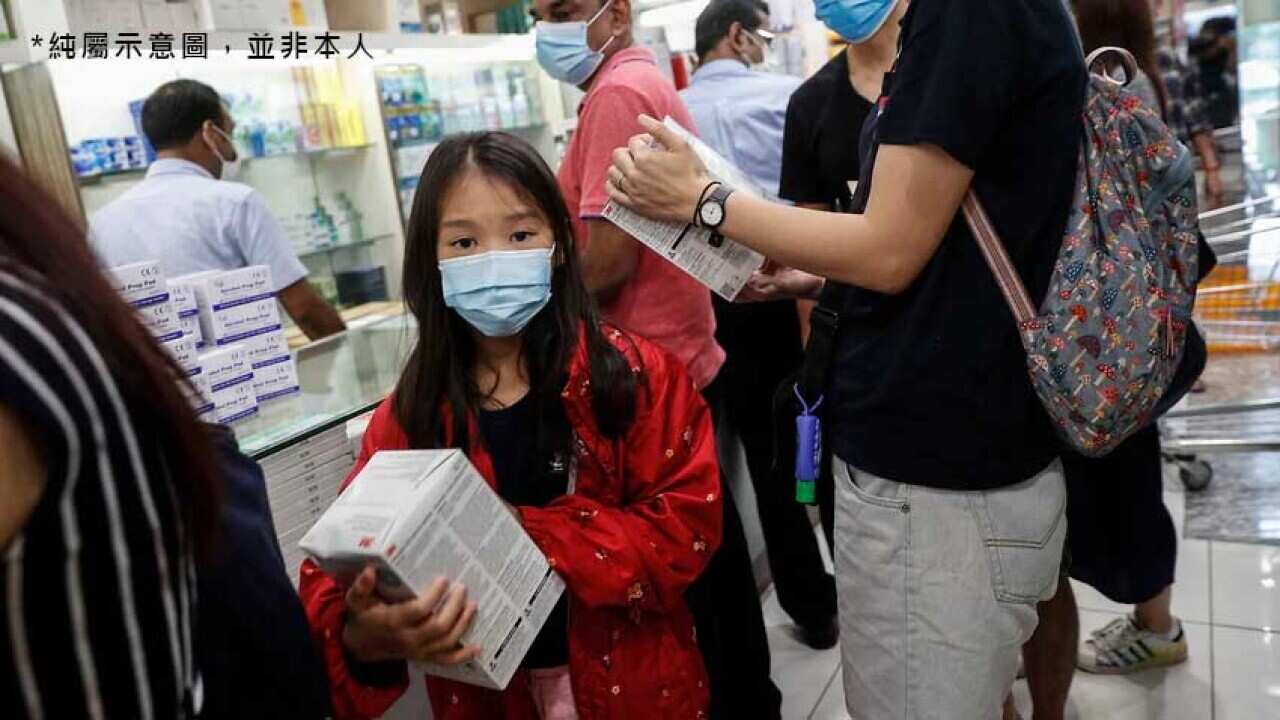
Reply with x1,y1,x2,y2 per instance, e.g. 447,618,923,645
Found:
963,47,1203,457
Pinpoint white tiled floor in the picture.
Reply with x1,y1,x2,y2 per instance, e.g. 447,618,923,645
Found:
769,488,1280,719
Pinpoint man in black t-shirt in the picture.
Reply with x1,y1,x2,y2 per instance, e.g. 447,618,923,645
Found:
603,0,1088,715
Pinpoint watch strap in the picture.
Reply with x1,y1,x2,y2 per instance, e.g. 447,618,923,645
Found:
700,184,734,230
693,180,722,227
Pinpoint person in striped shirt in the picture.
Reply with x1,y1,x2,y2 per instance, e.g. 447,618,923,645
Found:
0,152,221,719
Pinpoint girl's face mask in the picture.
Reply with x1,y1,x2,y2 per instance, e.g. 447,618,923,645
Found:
438,247,554,337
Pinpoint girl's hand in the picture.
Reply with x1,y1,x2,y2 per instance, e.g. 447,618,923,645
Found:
607,114,712,224
341,567,480,666
737,266,825,302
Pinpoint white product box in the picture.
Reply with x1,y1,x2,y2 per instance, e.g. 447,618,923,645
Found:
188,265,275,312
199,344,253,393
259,426,350,479
301,450,566,691
108,260,167,306
241,329,291,369
137,299,182,343
184,371,216,419
346,411,374,456
162,335,200,378
253,356,300,403
210,376,259,424
168,278,200,318
179,314,206,349
204,298,283,347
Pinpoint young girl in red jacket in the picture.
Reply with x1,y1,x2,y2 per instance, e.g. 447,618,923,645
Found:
298,131,723,720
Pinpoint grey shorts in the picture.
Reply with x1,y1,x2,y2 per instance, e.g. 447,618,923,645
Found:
833,458,1067,720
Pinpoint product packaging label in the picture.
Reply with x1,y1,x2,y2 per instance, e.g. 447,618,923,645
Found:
602,117,765,301
200,343,253,392
108,260,167,305
301,450,566,691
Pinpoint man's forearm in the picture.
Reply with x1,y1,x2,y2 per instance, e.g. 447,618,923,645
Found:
296,302,346,340
718,145,970,295
581,220,641,304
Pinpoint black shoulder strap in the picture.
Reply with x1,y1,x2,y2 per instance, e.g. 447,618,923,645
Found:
795,290,844,404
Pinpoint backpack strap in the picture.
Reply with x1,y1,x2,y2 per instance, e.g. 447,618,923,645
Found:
960,192,1038,326
1086,46,1139,87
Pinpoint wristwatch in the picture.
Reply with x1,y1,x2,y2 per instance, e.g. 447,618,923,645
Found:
697,183,734,230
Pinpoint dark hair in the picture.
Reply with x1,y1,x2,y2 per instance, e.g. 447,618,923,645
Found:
141,79,225,151
1071,0,1170,119
0,153,220,555
394,132,638,453
695,0,769,59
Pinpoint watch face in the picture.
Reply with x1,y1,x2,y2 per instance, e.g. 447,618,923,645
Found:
700,201,724,227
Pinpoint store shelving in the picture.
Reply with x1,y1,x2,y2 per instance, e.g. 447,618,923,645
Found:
296,232,393,259
74,142,375,185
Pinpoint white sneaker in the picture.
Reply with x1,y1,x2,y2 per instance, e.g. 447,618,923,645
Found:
1078,616,1189,674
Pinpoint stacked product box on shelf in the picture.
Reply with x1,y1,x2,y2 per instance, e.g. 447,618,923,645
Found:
107,261,214,420
198,343,259,424
260,424,356,583
175,265,300,403
167,276,206,349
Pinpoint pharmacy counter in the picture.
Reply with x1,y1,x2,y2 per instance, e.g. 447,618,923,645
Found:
229,310,414,580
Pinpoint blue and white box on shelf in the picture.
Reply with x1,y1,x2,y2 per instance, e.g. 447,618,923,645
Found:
198,343,259,424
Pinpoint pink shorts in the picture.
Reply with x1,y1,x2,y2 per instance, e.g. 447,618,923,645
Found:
527,666,578,720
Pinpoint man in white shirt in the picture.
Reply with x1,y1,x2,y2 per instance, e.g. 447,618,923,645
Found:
91,79,345,340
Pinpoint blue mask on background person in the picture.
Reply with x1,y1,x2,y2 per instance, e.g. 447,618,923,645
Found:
535,0,616,86
439,247,554,337
814,0,898,45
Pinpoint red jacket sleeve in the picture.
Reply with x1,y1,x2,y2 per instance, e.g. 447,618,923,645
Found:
519,340,723,614
298,400,411,720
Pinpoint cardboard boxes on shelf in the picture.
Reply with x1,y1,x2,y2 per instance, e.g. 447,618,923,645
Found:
175,265,301,404
198,343,259,423
107,260,214,420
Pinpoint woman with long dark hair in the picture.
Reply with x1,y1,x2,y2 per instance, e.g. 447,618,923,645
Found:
1059,0,1191,681
1071,0,1170,117
0,153,220,717
299,132,723,720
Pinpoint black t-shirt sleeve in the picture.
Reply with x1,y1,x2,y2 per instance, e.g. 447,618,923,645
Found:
877,0,1024,169
779,89,822,204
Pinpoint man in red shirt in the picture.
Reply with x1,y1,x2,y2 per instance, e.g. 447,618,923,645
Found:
531,0,781,716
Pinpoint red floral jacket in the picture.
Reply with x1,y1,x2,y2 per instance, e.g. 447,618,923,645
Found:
298,327,723,720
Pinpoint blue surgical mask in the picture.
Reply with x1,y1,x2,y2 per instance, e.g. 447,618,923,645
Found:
439,247,554,337
535,0,616,86
814,0,898,45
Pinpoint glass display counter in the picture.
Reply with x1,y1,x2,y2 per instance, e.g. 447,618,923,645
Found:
234,309,413,459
